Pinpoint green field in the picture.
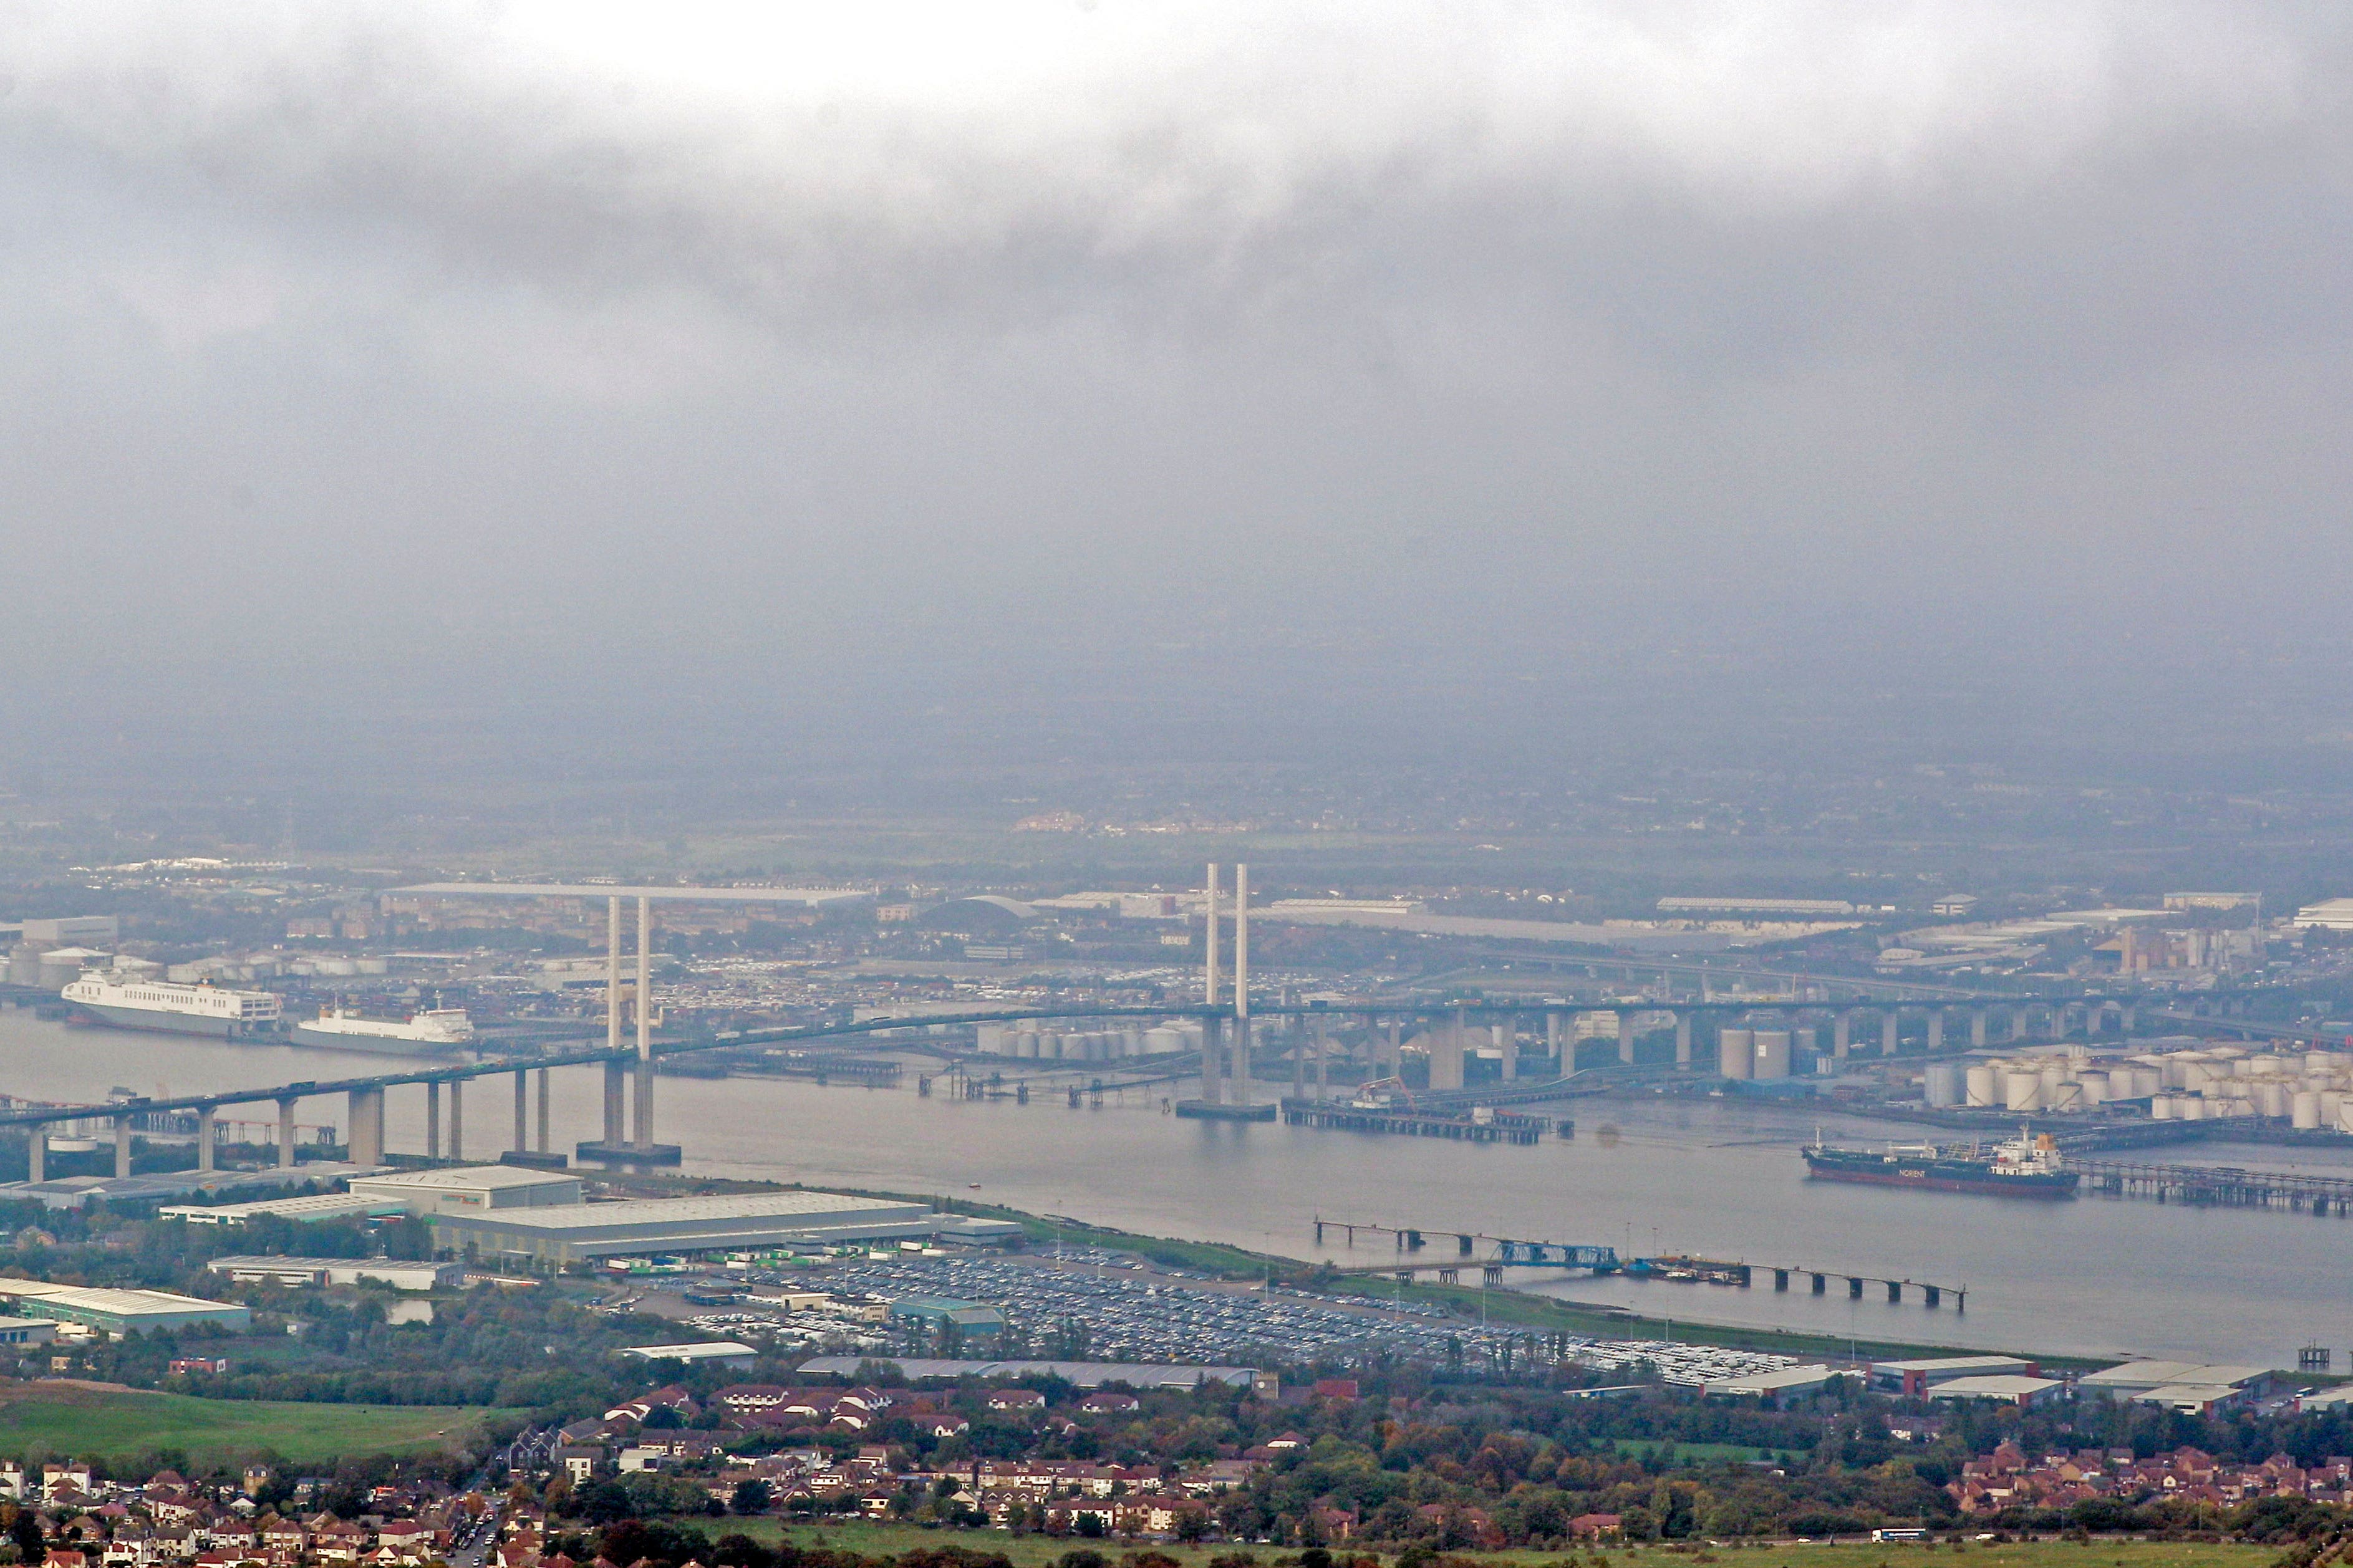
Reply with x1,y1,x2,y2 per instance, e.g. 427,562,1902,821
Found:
0,1381,511,1464
710,1522,2275,1568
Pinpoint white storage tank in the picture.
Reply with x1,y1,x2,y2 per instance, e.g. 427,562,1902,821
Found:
2045,1079,2085,1112
2339,1099,2353,1134
2294,1090,2324,1130
2133,1066,2164,1097
2004,1069,2044,1111
2308,1052,2341,1076
2179,1096,2207,1120
1966,1064,2001,1107
1753,1029,1792,1080
1925,1062,1966,1107
2259,1080,2291,1118
1719,1029,1754,1080
2150,1095,2175,1120
2077,1070,2108,1105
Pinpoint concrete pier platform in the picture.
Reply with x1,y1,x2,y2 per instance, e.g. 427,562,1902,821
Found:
573,1140,684,1165
1173,1100,1277,1122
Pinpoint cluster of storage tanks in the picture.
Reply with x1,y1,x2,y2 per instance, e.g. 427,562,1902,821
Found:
974,1021,1202,1061
1928,1045,2353,1132
1717,1027,1817,1080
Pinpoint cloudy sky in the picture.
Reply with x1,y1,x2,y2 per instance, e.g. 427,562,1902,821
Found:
4,2,2349,787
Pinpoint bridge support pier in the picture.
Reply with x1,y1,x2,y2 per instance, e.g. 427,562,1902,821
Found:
1494,1017,1513,1082
536,1069,551,1153
633,896,655,1152
345,1090,382,1168
426,1081,441,1159
1547,1011,1562,1067
1886,1279,1901,1302
1675,1012,1693,1068
197,1107,215,1171
1924,1284,1941,1307
1882,1011,1900,1056
1774,1269,1789,1291
513,1070,528,1155
277,1097,298,1169
1848,1276,1863,1298
1617,1012,1635,1065
115,1115,132,1179
1927,1011,1944,1054
1315,1016,1330,1100
1810,1272,1825,1294
603,1058,626,1147
1971,1009,1988,1048
1201,1016,1224,1105
1834,1011,1852,1059
26,1127,43,1185
448,1079,463,1162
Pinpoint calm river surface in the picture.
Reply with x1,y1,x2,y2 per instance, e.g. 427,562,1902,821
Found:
2,1010,2344,1366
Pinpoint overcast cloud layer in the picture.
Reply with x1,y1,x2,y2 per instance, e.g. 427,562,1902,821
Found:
3,3,2351,786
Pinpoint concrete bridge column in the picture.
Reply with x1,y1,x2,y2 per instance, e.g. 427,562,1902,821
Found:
1233,1015,1254,1106
1674,1012,1693,1069
1616,1011,1635,1065
513,1070,529,1155
1926,1011,1944,1054
114,1115,133,1179
535,1069,551,1153
1315,1016,1331,1100
1971,1009,1988,1049
426,1081,442,1160
633,895,655,1151
1384,1016,1401,1075
1882,1011,1900,1056
448,1079,464,1162
197,1107,215,1171
2120,1004,2137,1036
1547,1011,1562,1065
1291,1023,1307,1100
1834,1011,1853,1059
1495,1017,1515,1082
345,1090,382,1168
1199,1016,1224,1105
602,1057,626,1144
26,1127,44,1185
277,1097,298,1169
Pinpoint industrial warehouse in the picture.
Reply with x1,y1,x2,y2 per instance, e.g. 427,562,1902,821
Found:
422,1185,1021,1265
0,1280,251,1335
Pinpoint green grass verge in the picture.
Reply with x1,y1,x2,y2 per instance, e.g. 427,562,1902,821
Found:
0,1381,513,1465
688,1521,2275,1568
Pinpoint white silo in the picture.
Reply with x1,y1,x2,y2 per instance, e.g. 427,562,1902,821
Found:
2004,1069,2043,1111
2308,1052,2340,1076
1925,1062,1966,1107
2150,1095,2175,1120
2259,1080,2290,1118
1966,1064,2000,1107
2294,1091,2323,1130
2178,1095,2207,1120
2133,1066,2163,1097
1754,1030,1792,1080
1719,1029,1754,1079
2045,1079,2085,1112
2077,1070,2108,1105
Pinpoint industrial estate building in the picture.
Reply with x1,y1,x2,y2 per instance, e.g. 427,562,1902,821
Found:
204,1256,464,1291
0,1280,249,1335
795,1355,1265,1390
160,1191,412,1226
345,1165,584,1216
423,1186,1018,1266
1869,1355,2039,1394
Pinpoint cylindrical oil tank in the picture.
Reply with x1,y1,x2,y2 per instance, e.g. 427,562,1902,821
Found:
2004,1070,2043,1111
2326,1090,2347,1125
1754,1029,1792,1080
1925,1061,1965,1107
2040,1062,2069,1097
2045,1080,2085,1112
2233,1056,2259,1077
2150,1094,2175,1120
1719,1029,1754,1080
2133,1066,2163,1097
2339,1099,2353,1135
1966,1064,2000,1107
2077,1070,2108,1105
2181,1062,2215,1094
2259,1080,2291,1118
2178,1095,2207,1120
2309,1052,2340,1076
2294,1090,2323,1130
1015,1032,1038,1058
2251,1053,2283,1075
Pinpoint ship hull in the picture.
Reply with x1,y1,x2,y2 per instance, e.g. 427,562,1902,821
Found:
289,1024,466,1056
1805,1153,2077,1198
69,1003,274,1040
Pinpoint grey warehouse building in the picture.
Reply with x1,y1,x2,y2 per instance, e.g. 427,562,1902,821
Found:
425,1189,1015,1266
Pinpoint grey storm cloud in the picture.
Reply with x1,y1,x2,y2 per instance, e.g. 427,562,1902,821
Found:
1,2,2350,782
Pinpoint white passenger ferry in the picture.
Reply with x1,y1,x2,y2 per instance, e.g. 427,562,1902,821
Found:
61,976,283,1039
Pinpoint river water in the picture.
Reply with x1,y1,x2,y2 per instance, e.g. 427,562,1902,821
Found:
3,1011,2345,1367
